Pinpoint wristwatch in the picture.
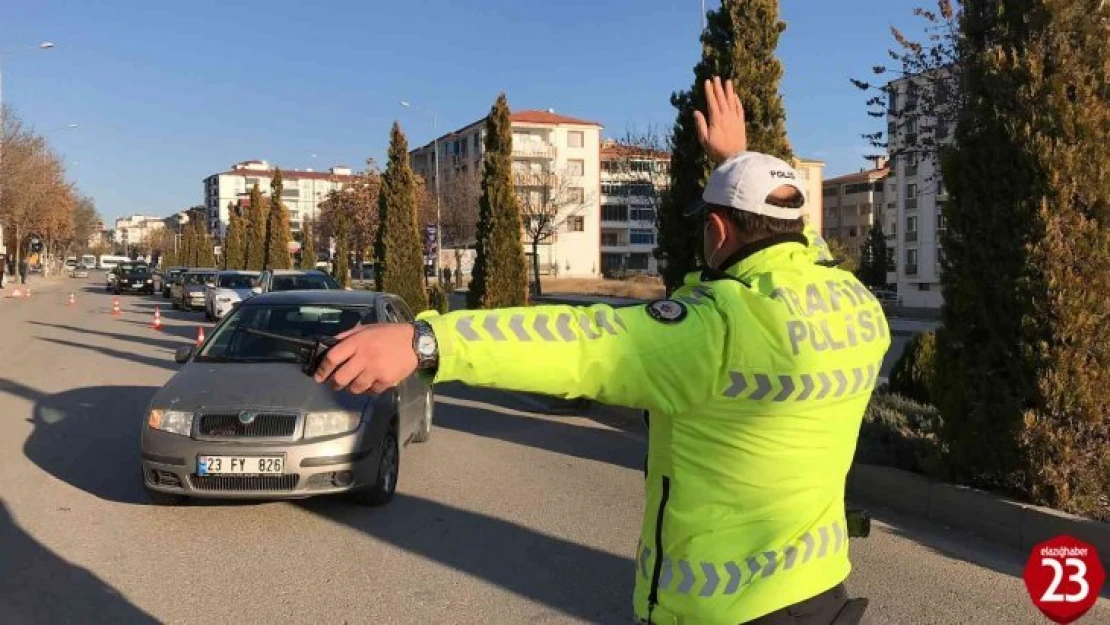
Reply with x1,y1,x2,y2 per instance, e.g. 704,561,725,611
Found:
412,320,439,372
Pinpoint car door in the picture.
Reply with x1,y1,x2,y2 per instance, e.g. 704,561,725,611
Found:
380,298,419,440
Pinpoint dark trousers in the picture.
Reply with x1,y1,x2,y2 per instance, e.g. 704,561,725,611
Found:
741,584,869,625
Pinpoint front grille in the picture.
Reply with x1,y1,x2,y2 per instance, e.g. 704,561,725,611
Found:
198,412,298,438
189,475,299,492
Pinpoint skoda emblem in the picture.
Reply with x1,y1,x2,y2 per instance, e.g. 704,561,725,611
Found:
238,411,257,425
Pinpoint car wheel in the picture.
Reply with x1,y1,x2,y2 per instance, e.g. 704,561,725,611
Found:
145,487,187,506
171,299,179,310
352,424,399,507
412,387,434,443
204,307,213,321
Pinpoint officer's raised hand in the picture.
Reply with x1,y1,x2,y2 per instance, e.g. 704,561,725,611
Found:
694,76,747,162
313,323,417,395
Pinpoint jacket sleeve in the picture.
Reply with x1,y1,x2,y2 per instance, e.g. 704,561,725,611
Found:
419,298,727,415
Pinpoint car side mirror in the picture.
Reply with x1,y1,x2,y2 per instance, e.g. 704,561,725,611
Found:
174,346,194,364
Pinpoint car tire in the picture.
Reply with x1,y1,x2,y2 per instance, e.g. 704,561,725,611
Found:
412,388,434,443
145,487,187,506
352,424,399,507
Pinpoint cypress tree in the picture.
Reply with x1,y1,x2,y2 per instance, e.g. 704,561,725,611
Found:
375,122,429,311
180,220,198,267
223,201,245,270
468,93,528,309
196,223,216,268
333,207,351,288
264,168,294,270
935,0,1110,518
245,183,267,271
858,224,890,288
299,218,317,270
656,0,793,293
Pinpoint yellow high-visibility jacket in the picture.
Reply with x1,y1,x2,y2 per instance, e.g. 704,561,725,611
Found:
420,235,891,624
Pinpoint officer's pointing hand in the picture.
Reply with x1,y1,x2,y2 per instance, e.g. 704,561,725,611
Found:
694,76,747,163
313,323,418,395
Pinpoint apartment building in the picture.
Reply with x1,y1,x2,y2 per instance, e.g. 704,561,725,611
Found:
598,140,670,276
822,161,895,286
409,109,602,279
202,160,360,238
792,157,826,234
886,72,954,308
113,215,165,249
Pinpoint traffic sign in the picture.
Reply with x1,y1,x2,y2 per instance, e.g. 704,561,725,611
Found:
1023,534,1105,624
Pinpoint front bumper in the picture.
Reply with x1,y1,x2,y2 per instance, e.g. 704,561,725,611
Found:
118,281,154,292
212,299,239,318
140,423,381,500
185,292,206,308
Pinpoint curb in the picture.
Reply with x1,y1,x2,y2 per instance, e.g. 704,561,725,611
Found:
847,464,1110,570
511,393,1110,570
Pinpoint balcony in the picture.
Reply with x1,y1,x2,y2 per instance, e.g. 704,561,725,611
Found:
905,198,918,210
514,172,558,188
601,241,630,252
512,144,557,159
906,231,918,242
905,165,918,177
905,264,918,276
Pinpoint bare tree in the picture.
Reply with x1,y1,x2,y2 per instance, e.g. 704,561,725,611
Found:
316,160,381,282
517,164,595,296
436,167,481,287
601,125,672,277
850,0,963,194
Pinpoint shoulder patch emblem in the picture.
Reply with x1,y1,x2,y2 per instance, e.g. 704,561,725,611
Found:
646,299,688,324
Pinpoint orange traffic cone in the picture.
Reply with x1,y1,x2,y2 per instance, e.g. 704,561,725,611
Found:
10,288,23,299
195,326,206,346
67,292,76,306
26,288,32,298
152,306,163,331
111,298,121,316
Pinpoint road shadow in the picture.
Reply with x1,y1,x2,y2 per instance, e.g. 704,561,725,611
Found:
118,318,207,342
0,499,158,623
29,321,188,352
433,383,644,471
302,493,634,623
36,337,179,372
0,379,156,505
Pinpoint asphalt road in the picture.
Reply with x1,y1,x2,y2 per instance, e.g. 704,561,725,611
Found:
1,274,1106,625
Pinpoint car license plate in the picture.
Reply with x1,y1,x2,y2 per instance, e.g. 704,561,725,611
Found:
197,455,284,476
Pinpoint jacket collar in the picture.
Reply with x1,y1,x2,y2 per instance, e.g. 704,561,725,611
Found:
697,233,809,285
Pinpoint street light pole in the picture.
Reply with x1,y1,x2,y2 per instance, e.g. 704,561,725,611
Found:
401,100,442,284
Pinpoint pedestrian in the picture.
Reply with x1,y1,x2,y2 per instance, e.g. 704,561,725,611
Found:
18,258,28,285
443,266,452,286
311,76,891,625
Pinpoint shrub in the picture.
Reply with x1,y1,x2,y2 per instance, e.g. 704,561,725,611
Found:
855,392,945,479
889,330,936,405
427,284,449,314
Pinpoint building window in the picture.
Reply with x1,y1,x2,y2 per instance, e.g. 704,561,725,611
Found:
906,216,917,232
886,248,896,270
601,232,620,246
567,159,585,177
568,187,585,204
630,228,655,245
566,216,585,232
823,186,839,198
601,204,628,221
937,214,946,231
906,183,918,199
849,227,858,237
906,249,918,265
567,131,584,148
917,283,930,291
631,208,655,222
936,179,946,196
825,208,837,220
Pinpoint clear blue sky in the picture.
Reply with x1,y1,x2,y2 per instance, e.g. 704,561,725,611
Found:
2,0,918,224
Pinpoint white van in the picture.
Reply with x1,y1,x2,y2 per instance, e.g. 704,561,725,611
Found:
98,254,130,271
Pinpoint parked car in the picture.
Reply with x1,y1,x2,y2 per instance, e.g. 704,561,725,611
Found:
251,269,342,295
204,270,260,321
160,266,187,298
105,269,119,291
70,264,90,279
140,289,434,506
113,262,155,295
172,268,218,311
872,288,901,308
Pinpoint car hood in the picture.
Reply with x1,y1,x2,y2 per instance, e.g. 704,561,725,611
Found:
211,287,251,299
152,361,369,414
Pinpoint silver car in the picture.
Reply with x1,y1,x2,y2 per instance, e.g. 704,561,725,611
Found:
204,270,260,321
139,290,435,506
172,269,217,311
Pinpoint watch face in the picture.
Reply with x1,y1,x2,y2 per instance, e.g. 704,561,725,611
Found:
416,334,436,356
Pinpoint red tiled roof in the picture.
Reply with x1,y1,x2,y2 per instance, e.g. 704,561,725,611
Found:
509,110,601,127
823,167,889,185
600,142,670,160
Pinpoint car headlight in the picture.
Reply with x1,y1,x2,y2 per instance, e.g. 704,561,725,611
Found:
148,409,194,436
146,279,153,283
303,411,361,438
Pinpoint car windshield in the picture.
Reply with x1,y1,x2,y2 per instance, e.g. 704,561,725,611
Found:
124,265,150,275
270,273,340,291
197,304,377,363
185,273,215,285
218,274,255,289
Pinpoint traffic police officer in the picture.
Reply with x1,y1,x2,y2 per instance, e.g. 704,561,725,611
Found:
313,76,890,624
